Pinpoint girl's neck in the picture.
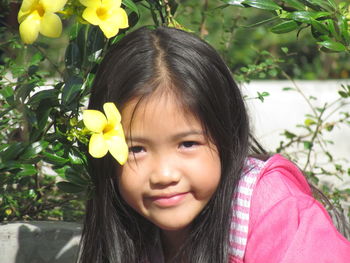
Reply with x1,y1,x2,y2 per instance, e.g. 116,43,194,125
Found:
160,228,188,262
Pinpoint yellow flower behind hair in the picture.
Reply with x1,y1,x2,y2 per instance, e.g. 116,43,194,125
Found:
83,102,128,165
79,0,129,38
18,0,67,44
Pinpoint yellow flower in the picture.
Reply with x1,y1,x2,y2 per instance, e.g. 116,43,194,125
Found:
5,208,12,216
17,0,67,44
83,102,128,165
79,0,129,38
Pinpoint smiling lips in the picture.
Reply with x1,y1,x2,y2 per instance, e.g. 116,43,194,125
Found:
150,192,189,207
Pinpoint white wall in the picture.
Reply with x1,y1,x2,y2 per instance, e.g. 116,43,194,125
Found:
242,80,350,191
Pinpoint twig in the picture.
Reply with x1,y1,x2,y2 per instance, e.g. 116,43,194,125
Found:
199,0,208,38
281,70,318,116
303,103,327,171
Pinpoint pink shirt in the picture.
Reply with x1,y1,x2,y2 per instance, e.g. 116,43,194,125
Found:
230,154,350,262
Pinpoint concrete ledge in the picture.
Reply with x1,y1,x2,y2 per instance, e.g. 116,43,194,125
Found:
0,221,82,263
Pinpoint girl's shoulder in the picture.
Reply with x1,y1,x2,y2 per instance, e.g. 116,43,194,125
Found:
230,154,350,263
229,154,289,261
242,153,311,195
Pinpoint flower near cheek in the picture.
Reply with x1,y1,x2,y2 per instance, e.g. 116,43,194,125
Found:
83,102,128,165
17,0,67,44
79,0,129,38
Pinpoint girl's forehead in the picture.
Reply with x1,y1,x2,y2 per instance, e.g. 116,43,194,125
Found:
120,91,198,130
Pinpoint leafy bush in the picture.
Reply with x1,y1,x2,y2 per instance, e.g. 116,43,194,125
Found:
0,0,349,225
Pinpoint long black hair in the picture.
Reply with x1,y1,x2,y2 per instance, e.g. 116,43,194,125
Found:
78,26,250,263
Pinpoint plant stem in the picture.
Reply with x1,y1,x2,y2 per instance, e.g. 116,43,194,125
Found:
199,0,208,38
303,103,327,171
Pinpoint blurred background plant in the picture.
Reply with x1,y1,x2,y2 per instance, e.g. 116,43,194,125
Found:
0,0,349,233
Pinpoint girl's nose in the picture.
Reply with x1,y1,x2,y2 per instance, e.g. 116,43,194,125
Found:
149,157,181,186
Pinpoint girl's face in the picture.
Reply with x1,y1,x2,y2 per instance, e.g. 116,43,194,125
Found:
118,92,221,235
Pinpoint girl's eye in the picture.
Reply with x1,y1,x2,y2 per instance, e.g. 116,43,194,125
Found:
129,146,145,154
180,141,199,149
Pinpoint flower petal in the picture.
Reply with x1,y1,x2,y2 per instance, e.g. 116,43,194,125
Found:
79,0,100,8
102,0,121,7
99,21,120,38
40,12,62,38
19,12,41,44
82,7,102,25
83,109,107,133
18,0,35,24
89,133,108,158
110,8,129,29
103,102,121,126
20,0,38,12
103,122,125,140
106,135,129,165
41,0,67,12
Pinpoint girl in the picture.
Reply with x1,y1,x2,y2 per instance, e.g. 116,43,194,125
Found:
78,26,350,263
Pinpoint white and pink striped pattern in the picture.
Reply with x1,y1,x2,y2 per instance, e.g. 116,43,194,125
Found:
229,158,265,262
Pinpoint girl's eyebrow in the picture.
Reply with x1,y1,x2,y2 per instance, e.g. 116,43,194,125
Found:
126,130,204,143
171,130,204,140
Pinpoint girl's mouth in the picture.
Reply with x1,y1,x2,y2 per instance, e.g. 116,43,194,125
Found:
150,192,189,207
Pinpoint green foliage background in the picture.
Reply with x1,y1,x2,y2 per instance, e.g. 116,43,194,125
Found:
0,0,349,235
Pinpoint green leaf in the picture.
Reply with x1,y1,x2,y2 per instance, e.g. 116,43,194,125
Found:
36,102,53,131
242,0,281,10
303,141,313,149
324,123,334,131
271,20,299,34
15,83,35,102
309,0,334,9
55,167,68,180
42,152,68,166
27,89,59,109
0,106,14,119
304,118,316,126
69,22,81,40
20,141,49,160
310,19,329,35
282,0,305,10
0,142,26,161
86,26,105,62
77,24,88,58
325,0,336,9
17,164,37,176
257,91,269,102
110,32,126,45
0,86,14,105
281,47,289,54
65,168,89,186
268,68,278,77
310,11,330,20
123,0,140,16
288,11,329,23
30,52,44,65
299,0,325,11
68,150,86,165
62,76,83,106
57,181,86,193
339,15,350,44
338,90,349,98
168,0,179,15
284,130,296,139
317,40,346,52
65,42,82,71
344,84,350,93
223,0,245,7
325,19,340,41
